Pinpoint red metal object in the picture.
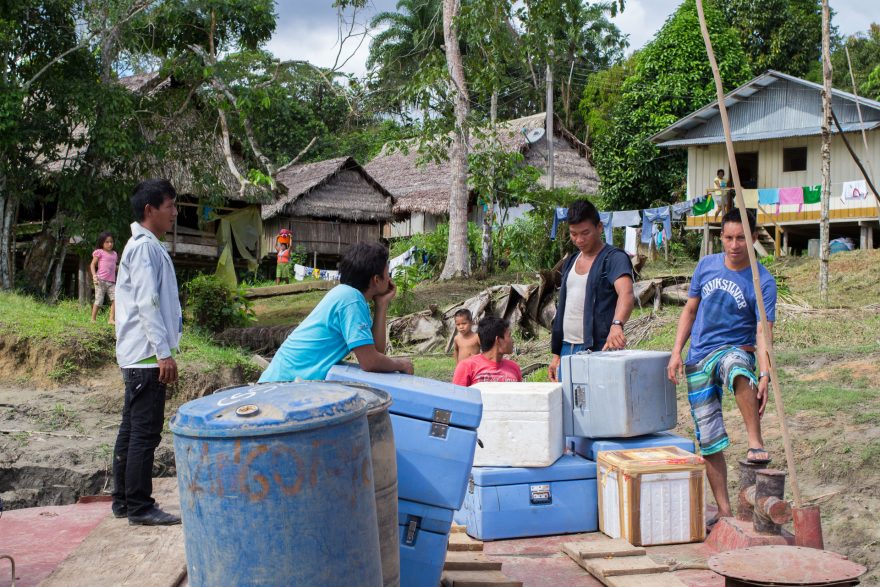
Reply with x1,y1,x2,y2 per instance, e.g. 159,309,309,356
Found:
708,545,866,586
794,505,825,550
705,517,794,551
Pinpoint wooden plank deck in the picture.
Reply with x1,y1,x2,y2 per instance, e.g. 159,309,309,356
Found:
38,478,185,587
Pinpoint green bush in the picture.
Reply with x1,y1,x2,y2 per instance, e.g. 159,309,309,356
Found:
184,274,254,334
499,212,570,272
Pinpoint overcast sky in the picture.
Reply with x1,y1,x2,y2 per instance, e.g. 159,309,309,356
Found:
266,0,877,78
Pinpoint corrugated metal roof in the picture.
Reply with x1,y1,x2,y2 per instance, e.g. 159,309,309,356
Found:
656,121,880,147
651,70,880,146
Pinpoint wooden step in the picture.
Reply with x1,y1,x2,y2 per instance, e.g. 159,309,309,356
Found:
444,551,503,571
448,532,484,552
562,540,646,560
441,570,523,586
605,574,689,587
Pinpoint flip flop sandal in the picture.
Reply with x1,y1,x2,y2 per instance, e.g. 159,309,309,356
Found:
706,514,721,534
747,447,771,464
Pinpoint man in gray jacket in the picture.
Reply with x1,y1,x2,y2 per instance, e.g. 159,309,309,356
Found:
111,178,182,526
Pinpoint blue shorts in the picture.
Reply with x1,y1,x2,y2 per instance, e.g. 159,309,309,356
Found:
685,346,757,456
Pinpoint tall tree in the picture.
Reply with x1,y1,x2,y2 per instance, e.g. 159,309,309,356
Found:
819,0,832,303
593,0,751,211
717,0,823,77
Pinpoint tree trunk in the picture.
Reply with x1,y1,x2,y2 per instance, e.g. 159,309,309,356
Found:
49,239,68,303
819,0,832,304
0,160,15,290
481,92,498,274
440,0,471,280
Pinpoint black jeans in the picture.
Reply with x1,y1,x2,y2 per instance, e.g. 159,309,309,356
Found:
112,368,167,516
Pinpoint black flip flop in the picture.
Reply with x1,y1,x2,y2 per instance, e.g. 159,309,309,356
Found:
747,447,771,464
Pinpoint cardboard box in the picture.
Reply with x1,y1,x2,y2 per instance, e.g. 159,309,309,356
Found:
597,446,706,546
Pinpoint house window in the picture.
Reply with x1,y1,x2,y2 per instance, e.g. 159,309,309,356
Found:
783,147,807,172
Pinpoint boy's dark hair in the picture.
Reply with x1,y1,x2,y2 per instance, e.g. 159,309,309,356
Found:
339,242,389,292
721,208,757,234
131,178,177,221
477,316,509,352
567,199,602,226
454,308,473,322
717,169,725,175
95,231,113,250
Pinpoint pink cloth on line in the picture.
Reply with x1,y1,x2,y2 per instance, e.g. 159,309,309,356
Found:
92,249,118,283
777,187,804,213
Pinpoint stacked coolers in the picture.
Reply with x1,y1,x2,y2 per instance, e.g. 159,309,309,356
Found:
327,365,482,587
455,350,696,542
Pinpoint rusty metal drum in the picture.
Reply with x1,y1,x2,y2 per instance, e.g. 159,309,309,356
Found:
339,383,400,587
170,382,382,587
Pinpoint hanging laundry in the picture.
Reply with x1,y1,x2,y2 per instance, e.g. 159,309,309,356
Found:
671,200,694,220
758,188,779,205
390,246,417,277
611,210,642,227
742,189,759,208
778,187,804,213
599,211,613,243
802,185,821,205
641,206,672,245
550,207,568,240
841,180,869,204
624,226,639,256
294,264,308,281
692,195,715,215
655,227,664,249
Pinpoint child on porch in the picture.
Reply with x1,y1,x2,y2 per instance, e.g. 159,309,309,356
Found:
90,232,118,324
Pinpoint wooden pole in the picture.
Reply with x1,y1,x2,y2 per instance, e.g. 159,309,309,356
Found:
694,0,802,508
546,50,555,190
819,0,832,305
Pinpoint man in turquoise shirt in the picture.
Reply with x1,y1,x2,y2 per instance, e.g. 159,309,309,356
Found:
260,242,414,382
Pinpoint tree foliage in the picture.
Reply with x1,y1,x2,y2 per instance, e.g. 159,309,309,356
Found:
592,0,752,211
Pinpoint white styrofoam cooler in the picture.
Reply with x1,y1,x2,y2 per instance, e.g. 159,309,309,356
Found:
561,350,677,438
471,382,563,467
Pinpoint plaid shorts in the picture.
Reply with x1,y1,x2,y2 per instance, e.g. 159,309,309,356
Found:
94,278,115,306
686,346,757,456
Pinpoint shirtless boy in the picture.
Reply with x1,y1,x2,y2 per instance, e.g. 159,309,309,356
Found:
453,309,481,363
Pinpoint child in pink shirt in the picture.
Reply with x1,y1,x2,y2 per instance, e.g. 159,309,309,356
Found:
90,232,118,324
452,316,523,387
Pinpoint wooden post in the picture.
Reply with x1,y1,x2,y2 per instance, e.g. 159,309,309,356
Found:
77,256,91,305
774,226,781,257
860,222,869,250
695,0,802,508
819,0,832,304
782,229,789,256
701,223,710,258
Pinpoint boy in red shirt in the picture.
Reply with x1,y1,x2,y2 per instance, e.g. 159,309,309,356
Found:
453,316,522,386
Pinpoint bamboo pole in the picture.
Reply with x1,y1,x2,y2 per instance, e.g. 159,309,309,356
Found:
694,0,802,508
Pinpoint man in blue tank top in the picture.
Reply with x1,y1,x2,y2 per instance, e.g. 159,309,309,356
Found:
260,242,414,382
667,209,777,529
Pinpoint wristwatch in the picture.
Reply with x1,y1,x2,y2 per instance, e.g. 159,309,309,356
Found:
759,371,771,381
611,320,624,328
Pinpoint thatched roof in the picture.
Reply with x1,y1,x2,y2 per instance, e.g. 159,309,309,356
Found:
365,113,599,216
263,156,395,222
40,73,273,205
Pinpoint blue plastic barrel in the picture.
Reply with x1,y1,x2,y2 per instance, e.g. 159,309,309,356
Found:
170,382,382,587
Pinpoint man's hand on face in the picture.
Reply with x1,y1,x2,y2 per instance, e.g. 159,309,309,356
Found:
158,357,178,385
602,325,626,351
374,280,397,307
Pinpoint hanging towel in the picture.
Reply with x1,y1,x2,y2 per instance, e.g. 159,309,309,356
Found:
624,226,639,256
550,207,568,240
803,185,821,204
671,200,694,220
778,187,804,213
641,206,672,245
758,188,779,205
692,195,715,216
599,211,614,243
611,209,642,227
742,189,759,208
841,180,869,204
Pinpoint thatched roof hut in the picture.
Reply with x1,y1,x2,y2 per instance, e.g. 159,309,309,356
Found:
365,113,599,216
264,156,394,221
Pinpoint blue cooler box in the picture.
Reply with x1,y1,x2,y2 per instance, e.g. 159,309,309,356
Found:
398,499,454,587
459,454,599,541
327,365,483,510
569,431,695,461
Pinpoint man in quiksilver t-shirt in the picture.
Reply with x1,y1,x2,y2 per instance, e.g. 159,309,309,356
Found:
667,208,777,531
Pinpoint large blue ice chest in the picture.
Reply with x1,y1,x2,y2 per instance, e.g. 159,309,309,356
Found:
569,431,695,461
459,454,599,541
398,498,454,587
327,364,483,510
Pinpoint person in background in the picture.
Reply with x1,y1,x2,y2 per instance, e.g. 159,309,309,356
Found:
713,169,727,190
453,316,522,387
259,242,414,382
549,200,634,383
90,231,118,324
452,308,481,364
276,241,291,285
713,169,734,218
112,179,182,526
667,208,776,531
